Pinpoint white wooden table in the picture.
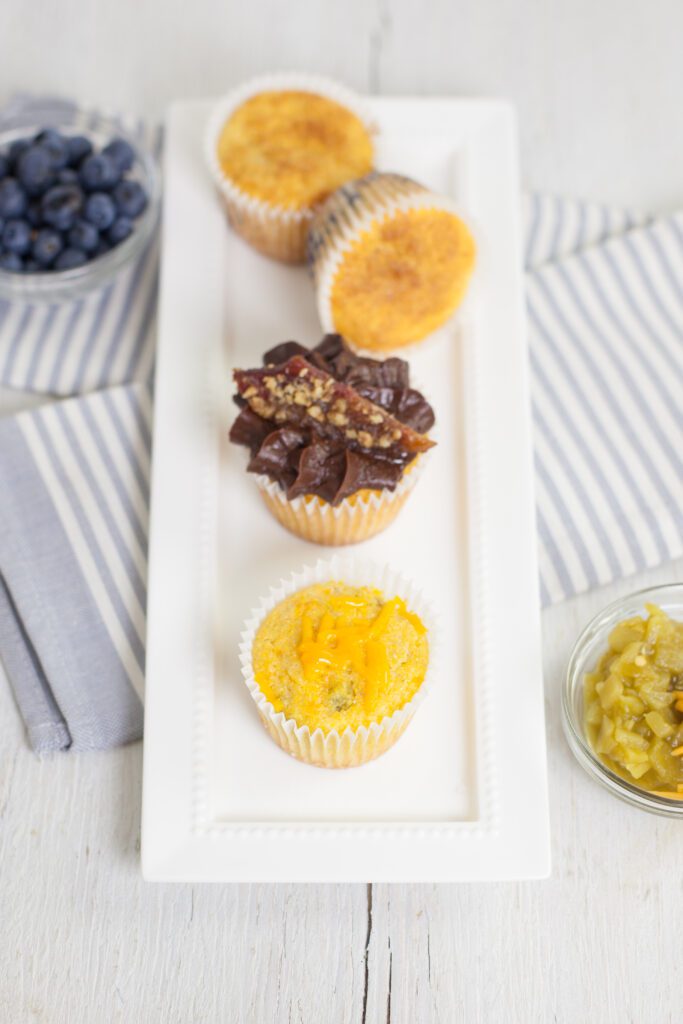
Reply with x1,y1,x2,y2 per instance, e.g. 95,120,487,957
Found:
1,0,682,1020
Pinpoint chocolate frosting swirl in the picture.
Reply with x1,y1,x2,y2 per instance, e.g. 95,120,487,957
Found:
229,335,435,506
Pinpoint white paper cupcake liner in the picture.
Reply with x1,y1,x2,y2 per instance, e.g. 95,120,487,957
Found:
204,73,377,263
252,447,429,546
308,172,477,353
239,555,439,768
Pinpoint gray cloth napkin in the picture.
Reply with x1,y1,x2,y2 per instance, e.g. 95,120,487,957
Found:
0,383,149,751
0,195,681,752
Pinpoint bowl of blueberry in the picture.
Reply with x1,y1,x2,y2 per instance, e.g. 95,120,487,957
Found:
0,106,159,302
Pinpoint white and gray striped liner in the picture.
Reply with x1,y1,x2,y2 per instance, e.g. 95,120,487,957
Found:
0,97,161,396
0,190,680,752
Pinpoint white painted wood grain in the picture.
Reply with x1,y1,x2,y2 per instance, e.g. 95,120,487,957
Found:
1,0,683,1019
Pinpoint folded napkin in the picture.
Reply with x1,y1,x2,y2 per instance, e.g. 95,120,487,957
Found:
0,95,160,395
0,383,149,750
0,193,681,752
524,196,683,604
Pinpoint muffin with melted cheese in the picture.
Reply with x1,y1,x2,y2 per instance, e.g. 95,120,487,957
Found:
206,75,374,263
242,577,432,767
308,172,476,352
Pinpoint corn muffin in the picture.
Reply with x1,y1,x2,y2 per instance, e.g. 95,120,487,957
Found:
229,334,435,545
244,578,430,767
205,75,374,263
308,172,476,351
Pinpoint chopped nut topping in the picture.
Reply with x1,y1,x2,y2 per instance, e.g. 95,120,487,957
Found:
233,355,434,460
230,335,437,507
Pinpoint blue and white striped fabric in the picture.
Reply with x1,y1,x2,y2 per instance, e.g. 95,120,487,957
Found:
0,382,150,750
0,191,681,752
0,96,160,395
525,196,683,605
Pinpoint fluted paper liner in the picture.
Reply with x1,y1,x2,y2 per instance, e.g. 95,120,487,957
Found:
239,556,438,768
205,73,376,263
252,450,428,546
308,172,476,353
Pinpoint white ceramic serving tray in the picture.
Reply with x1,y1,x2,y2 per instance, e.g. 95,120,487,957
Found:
142,96,550,882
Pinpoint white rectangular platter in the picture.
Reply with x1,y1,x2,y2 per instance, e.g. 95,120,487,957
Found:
142,97,550,882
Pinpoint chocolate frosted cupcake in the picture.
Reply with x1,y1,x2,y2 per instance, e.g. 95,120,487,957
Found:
229,334,435,545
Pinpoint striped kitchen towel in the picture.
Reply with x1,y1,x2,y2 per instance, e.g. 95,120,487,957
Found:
0,95,161,395
0,382,150,750
525,196,683,605
0,195,681,752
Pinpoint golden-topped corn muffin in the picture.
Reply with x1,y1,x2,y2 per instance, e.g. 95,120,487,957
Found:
309,172,476,351
241,573,433,767
206,75,374,263
253,582,428,733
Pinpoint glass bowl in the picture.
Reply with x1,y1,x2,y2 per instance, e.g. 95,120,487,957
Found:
562,582,683,818
0,102,160,303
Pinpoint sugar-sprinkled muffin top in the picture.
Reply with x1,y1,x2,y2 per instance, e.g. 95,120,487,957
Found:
330,206,476,351
217,90,373,210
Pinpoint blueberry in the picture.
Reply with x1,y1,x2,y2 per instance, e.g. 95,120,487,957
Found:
55,247,87,271
79,153,120,192
58,167,79,185
93,238,111,258
24,259,41,273
107,216,133,246
17,146,56,196
68,218,99,253
8,138,31,171
113,179,147,219
26,200,43,228
0,178,27,218
34,129,69,171
102,137,136,173
84,191,116,230
2,218,31,255
32,229,63,267
41,184,83,231
0,155,7,179
0,251,23,272
66,135,93,167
